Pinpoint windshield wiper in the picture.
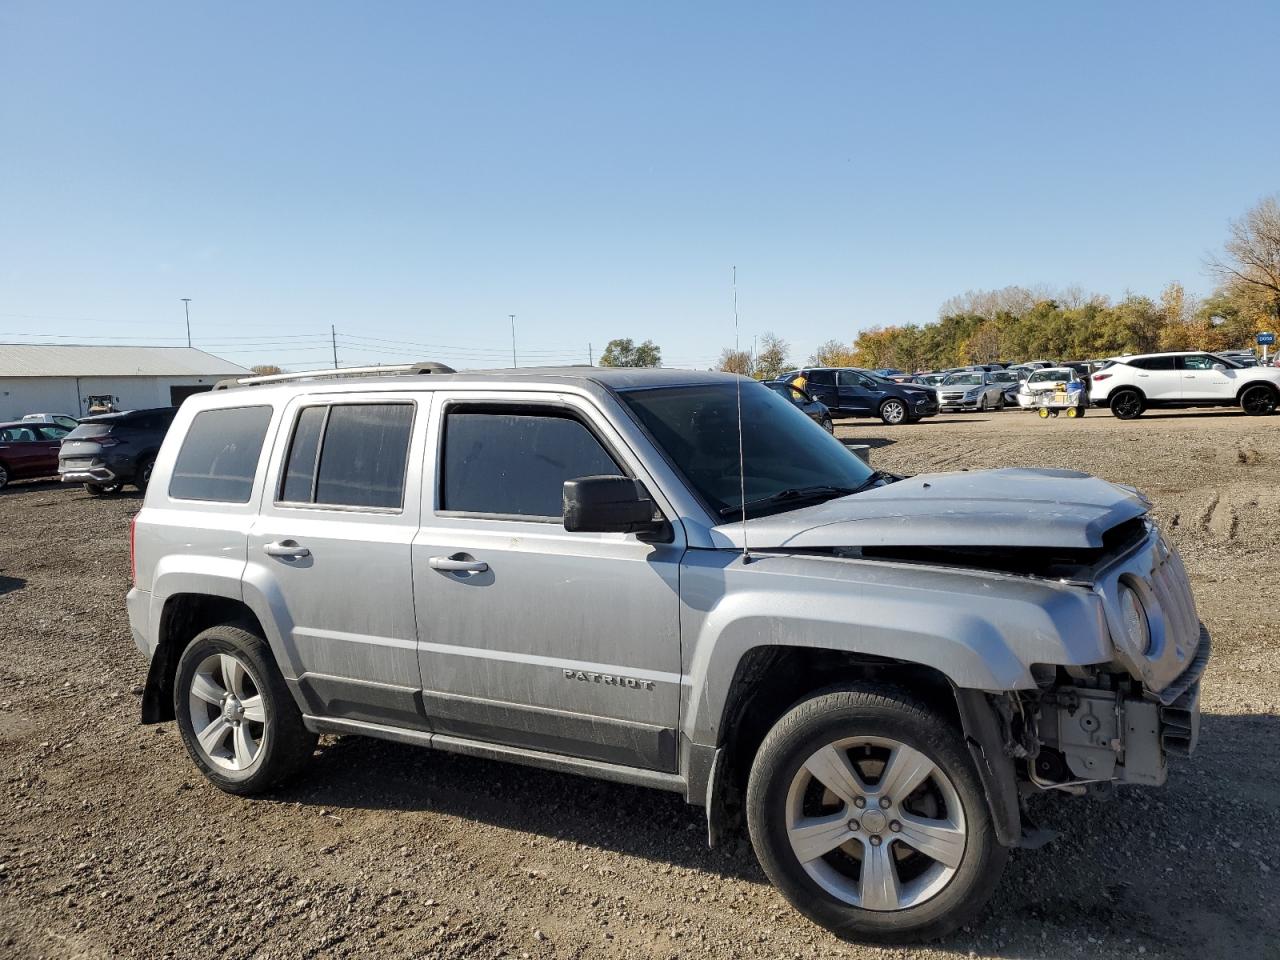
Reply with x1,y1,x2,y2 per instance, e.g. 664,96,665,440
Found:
719,484,860,517
851,469,897,494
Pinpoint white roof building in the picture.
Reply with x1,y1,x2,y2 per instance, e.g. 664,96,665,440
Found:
0,344,250,420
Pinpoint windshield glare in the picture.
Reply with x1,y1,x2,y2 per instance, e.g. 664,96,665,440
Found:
619,382,873,518
943,373,982,386
1029,370,1071,383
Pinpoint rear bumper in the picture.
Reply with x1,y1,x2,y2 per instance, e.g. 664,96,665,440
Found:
60,465,119,483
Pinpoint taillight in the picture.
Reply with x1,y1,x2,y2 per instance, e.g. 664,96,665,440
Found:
130,514,138,586
96,437,122,448
1093,373,1112,382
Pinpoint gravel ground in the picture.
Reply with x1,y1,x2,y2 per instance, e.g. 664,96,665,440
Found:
1,407,1277,960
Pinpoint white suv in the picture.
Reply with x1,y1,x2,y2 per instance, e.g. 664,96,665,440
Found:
1090,351,1280,419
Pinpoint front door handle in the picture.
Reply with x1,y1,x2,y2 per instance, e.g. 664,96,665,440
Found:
264,540,311,559
429,555,489,573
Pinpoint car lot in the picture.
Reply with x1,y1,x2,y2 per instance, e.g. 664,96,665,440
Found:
1,408,1277,959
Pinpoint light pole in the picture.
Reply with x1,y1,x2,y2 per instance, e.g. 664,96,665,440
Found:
509,314,518,368
181,298,192,347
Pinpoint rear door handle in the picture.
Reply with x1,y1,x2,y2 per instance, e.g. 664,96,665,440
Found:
429,555,489,573
264,540,311,559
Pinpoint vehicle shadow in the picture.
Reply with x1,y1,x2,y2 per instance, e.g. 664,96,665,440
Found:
269,711,1278,956
0,575,26,597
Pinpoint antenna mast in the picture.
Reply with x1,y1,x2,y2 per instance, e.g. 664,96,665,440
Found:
733,266,751,563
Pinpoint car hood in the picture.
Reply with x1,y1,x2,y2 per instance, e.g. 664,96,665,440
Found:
709,468,1149,551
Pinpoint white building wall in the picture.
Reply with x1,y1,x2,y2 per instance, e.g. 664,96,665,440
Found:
0,375,227,421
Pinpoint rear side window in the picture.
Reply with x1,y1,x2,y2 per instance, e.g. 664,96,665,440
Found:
1130,356,1176,371
441,409,620,518
807,370,837,387
169,406,272,503
279,403,414,509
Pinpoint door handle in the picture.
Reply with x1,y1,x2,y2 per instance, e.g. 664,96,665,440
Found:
264,540,311,559
429,555,489,573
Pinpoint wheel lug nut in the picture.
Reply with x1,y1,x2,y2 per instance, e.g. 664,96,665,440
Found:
879,797,891,809
869,835,882,846
847,820,859,832
890,821,901,833
853,797,865,809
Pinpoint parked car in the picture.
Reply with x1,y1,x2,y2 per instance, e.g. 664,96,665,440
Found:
764,380,834,432
58,407,178,495
21,412,80,430
1090,351,1280,419
936,370,1007,412
914,372,948,388
0,420,71,490
127,363,1208,942
989,369,1023,405
782,367,939,425
871,368,906,379
1015,367,1088,412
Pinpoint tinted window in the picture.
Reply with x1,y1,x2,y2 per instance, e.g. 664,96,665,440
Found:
837,370,872,388
442,410,620,518
313,404,414,508
807,370,837,386
169,406,272,502
1131,356,1177,371
621,383,874,518
279,406,327,503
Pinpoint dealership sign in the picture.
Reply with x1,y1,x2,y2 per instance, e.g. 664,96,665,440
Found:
1258,332,1276,345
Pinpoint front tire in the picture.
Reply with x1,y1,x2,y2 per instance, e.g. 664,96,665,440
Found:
821,416,835,434
879,399,907,426
746,686,1006,943
1109,389,1144,420
174,623,317,795
134,456,156,491
1240,384,1277,416
0,462,9,491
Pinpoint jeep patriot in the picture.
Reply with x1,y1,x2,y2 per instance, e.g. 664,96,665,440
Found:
126,363,1208,942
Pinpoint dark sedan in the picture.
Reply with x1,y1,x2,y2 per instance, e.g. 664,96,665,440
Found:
0,421,72,490
780,367,939,425
763,380,834,432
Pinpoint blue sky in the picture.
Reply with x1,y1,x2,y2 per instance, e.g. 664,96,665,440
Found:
2,1,1277,370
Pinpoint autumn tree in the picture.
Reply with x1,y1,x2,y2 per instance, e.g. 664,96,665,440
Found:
717,348,754,376
599,338,662,367
807,339,857,367
754,332,790,380
1208,194,1280,332
250,364,284,376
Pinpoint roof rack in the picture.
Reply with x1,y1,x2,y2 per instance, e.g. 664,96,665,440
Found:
213,361,457,391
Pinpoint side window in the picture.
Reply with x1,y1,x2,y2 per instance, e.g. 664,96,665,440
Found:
279,403,414,509
808,370,837,387
1143,356,1177,371
1181,354,1215,371
836,370,864,387
169,406,273,503
36,425,69,440
441,408,621,519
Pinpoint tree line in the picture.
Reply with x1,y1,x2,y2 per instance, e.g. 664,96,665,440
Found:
592,194,1280,375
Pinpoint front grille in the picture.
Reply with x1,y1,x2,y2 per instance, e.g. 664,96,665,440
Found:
941,392,966,402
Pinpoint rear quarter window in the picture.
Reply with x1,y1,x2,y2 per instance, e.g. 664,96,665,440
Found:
169,406,273,503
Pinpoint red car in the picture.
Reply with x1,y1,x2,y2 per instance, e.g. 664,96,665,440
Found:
0,420,71,491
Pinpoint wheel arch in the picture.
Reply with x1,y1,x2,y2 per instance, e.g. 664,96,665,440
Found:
702,646,1021,850
143,594,270,723
1236,380,1279,402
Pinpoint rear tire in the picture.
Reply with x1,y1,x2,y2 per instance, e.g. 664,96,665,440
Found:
1109,389,1144,420
1240,384,1277,416
134,456,155,492
173,623,317,795
0,462,9,491
746,686,1006,943
84,482,122,496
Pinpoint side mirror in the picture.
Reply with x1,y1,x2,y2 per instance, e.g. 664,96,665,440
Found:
1212,363,1227,372
563,476,669,540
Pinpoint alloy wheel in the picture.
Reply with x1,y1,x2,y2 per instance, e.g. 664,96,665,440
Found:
881,401,906,425
187,652,268,772
785,736,966,911
1111,391,1142,419
1241,386,1276,416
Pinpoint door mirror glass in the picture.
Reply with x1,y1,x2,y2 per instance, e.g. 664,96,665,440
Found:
1212,363,1227,371
563,475,666,538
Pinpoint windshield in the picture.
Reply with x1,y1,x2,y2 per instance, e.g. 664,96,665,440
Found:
943,373,982,386
1028,369,1071,384
619,382,873,518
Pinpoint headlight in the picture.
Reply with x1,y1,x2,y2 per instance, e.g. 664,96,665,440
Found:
964,388,981,398
1118,585,1151,654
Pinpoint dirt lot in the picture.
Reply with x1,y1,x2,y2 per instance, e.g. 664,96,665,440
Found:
2,408,1278,960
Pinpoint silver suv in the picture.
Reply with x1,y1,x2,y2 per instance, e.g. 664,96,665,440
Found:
127,363,1208,943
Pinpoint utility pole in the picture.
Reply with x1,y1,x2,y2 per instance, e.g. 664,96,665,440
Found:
331,325,338,369
180,298,192,347
588,342,593,366
509,314,518,367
